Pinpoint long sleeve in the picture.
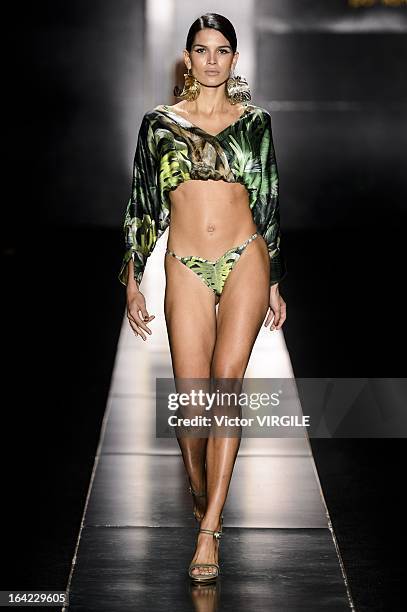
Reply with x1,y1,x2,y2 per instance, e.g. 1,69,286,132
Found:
255,111,287,286
118,113,168,287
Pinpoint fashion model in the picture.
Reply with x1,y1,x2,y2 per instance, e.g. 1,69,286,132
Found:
118,13,287,583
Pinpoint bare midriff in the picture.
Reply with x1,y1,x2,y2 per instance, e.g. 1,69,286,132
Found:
167,179,258,260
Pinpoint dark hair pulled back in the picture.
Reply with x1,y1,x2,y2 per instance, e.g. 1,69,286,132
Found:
185,13,237,54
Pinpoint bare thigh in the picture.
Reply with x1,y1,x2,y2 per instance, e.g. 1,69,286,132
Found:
164,252,217,378
211,235,270,378
164,235,270,379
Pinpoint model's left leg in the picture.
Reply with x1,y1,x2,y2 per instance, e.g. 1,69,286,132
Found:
189,235,271,577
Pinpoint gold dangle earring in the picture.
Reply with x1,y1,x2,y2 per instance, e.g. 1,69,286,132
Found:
173,67,200,101
226,67,252,105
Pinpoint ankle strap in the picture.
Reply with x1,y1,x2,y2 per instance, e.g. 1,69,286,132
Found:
199,528,222,539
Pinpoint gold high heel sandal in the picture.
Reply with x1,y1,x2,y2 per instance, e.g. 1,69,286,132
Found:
188,526,222,583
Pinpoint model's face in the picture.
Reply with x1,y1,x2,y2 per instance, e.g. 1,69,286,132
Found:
184,28,238,86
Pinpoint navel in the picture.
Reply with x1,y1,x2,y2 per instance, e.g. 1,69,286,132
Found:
207,224,215,233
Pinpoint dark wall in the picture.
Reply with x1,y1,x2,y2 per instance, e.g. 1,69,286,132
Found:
7,0,144,233
255,0,407,229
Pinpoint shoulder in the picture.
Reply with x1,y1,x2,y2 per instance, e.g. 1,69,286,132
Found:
139,109,157,125
245,103,272,129
138,107,174,136
135,108,163,130
134,109,166,144
143,106,169,122
253,105,272,126
243,104,272,140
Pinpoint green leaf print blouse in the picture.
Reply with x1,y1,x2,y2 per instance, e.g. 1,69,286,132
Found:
118,103,287,288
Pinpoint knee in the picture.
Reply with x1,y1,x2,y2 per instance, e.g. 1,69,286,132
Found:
210,358,247,380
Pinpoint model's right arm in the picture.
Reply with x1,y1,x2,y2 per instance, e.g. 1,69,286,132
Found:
118,113,162,290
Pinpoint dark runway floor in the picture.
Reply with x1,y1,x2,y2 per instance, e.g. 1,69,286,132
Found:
65,528,350,611
2,226,405,611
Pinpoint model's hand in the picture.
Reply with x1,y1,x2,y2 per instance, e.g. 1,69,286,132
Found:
126,290,155,340
264,284,287,331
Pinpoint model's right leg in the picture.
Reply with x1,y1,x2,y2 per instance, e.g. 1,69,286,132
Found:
164,250,218,517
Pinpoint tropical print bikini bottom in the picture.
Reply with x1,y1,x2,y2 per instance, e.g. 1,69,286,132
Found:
165,232,259,298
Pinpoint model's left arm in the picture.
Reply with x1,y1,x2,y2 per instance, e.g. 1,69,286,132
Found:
258,111,287,287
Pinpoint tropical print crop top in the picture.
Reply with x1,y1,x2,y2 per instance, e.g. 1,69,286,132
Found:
118,102,287,288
